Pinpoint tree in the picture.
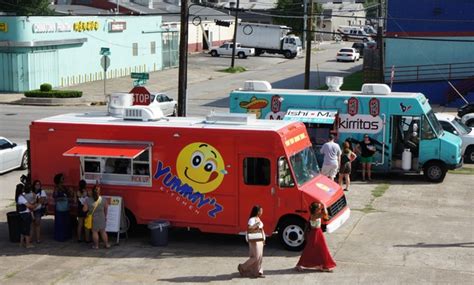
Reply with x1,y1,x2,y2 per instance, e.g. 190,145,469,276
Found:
2,0,55,16
272,0,322,37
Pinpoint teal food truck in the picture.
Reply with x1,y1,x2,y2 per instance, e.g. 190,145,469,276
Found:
229,80,462,182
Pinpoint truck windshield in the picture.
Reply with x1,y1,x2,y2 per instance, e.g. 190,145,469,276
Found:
295,38,302,47
426,110,444,136
289,146,320,186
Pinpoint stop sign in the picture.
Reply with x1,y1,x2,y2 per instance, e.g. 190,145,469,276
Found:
130,86,151,105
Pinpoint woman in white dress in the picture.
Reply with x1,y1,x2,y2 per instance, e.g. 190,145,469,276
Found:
238,205,266,278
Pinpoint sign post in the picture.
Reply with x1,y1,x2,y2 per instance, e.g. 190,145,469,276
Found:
131,72,149,87
100,48,111,99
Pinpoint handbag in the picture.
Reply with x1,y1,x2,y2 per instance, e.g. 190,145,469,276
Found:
84,197,101,230
247,228,265,242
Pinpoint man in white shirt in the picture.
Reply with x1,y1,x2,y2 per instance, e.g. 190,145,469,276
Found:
320,134,341,180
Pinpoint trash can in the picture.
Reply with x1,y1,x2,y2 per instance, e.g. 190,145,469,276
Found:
7,211,21,243
148,220,170,246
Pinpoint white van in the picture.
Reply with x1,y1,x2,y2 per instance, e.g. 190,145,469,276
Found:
337,26,373,42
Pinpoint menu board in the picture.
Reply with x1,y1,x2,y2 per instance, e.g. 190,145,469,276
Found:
103,196,123,233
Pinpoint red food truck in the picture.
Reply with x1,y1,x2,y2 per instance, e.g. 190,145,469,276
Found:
29,112,349,250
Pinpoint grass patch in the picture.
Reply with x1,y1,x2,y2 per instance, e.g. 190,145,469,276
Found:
5,271,18,279
449,167,474,175
360,204,376,213
219,66,247,73
318,71,364,91
372,183,390,198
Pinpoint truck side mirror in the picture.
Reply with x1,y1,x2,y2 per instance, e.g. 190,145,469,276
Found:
453,130,458,136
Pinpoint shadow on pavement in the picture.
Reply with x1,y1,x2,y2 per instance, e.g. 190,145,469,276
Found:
393,242,474,248
0,217,301,259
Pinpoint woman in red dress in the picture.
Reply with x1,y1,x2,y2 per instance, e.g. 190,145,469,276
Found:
295,202,336,272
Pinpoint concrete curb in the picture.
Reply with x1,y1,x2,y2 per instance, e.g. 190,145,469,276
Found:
17,97,90,106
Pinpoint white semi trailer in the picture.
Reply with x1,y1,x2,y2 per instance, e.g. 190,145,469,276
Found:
236,23,302,59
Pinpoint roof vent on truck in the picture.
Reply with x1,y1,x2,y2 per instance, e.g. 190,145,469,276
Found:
361,84,391,95
326,76,343,92
205,112,257,124
243,80,272,92
123,106,164,122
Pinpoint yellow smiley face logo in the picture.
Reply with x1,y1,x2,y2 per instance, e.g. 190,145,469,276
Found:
176,142,227,194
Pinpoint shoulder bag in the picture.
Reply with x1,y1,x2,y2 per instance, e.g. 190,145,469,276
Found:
84,197,101,230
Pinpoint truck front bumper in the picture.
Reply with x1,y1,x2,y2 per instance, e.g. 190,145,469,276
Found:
326,207,350,233
447,160,463,170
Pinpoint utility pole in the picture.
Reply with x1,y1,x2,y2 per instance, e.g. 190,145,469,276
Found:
304,0,313,89
377,0,384,83
177,0,189,116
230,0,240,68
302,0,307,50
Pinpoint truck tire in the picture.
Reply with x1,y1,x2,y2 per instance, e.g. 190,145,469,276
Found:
423,161,447,183
284,50,292,59
210,50,218,57
465,118,474,128
20,152,28,170
464,145,474,163
237,52,246,59
125,208,137,233
278,217,306,251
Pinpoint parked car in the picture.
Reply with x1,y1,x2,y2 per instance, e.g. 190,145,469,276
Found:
0,137,28,174
336,48,360,62
436,113,474,163
457,102,474,127
209,42,255,58
150,93,177,116
351,41,376,57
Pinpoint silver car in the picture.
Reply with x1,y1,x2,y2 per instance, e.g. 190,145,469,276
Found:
0,137,28,174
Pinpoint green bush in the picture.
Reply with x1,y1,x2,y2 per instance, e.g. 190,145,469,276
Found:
24,90,83,98
40,83,52,92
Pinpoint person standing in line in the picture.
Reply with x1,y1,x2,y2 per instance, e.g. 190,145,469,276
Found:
320,134,342,181
338,142,357,191
295,202,336,272
76,180,90,243
32,180,47,243
83,185,110,249
238,205,265,278
16,184,37,248
356,134,377,181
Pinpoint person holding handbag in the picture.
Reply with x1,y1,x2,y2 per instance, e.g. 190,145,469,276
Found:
295,202,336,272
76,180,90,243
15,184,37,248
238,205,265,278
32,180,47,243
83,185,110,249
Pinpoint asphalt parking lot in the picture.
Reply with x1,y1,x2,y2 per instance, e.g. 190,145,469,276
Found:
0,168,473,284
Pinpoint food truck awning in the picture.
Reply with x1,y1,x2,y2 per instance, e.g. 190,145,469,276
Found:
63,144,147,159
283,109,337,124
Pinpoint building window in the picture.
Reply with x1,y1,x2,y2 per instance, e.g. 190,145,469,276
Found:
151,41,156,55
133,43,138,56
243,157,270,186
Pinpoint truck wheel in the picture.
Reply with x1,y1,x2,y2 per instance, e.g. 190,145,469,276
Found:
210,50,218,57
20,152,28,170
237,52,246,59
465,119,474,128
125,208,137,233
464,146,474,163
423,161,447,183
284,50,292,59
278,217,306,251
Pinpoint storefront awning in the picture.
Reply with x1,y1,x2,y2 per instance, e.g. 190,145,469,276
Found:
283,109,337,124
63,144,147,159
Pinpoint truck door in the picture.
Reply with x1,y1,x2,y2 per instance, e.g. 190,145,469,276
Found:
238,154,276,232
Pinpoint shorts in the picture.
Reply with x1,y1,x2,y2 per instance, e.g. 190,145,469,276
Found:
339,162,352,175
33,209,44,220
360,156,374,163
20,212,32,236
321,164,338,179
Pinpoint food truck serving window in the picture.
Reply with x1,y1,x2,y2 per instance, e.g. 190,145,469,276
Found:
63,144,151,186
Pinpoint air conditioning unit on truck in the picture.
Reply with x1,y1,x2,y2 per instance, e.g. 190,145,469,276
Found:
29,112,350,251
236,23,302,59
